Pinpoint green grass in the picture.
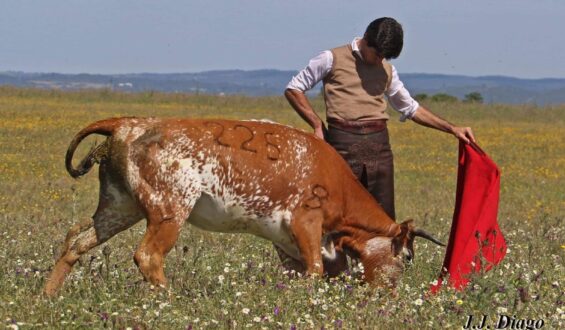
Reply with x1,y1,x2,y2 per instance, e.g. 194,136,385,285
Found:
0,87,563,329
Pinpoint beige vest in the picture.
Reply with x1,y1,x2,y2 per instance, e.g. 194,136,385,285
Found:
323,44,393,122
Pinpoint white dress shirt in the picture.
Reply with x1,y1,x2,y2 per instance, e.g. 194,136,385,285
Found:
286,38,419,121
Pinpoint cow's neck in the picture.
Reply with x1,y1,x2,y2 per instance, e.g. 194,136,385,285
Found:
341,180,399,239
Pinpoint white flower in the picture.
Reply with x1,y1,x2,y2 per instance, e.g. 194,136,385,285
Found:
497,307,508,314
235,292,242,297
242,308,250,315
414,298,423,306
218,275,225,283
224,267,230,273
193,318,200,323
253,317,261,322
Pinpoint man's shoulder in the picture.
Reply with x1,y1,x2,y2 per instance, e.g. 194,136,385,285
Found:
330,44,352,53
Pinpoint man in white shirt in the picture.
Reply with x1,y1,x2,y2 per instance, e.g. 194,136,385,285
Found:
285,17,475,220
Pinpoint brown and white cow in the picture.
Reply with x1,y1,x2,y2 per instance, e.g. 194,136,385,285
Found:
43,117,443,296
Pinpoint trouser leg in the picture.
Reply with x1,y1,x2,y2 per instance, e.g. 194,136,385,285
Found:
367,143,395,220
326,127,396,220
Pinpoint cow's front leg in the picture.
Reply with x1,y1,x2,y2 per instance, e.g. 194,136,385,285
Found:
274,244,306,275
290,209,324,276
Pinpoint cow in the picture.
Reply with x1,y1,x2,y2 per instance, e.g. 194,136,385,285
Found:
43,117,444,296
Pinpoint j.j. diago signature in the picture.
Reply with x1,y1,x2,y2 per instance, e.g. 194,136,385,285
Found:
463,314,545,330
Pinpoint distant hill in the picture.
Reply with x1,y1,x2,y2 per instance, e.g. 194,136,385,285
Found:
2,70,565,105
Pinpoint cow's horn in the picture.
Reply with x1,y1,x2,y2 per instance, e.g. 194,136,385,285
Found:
414,228,446,246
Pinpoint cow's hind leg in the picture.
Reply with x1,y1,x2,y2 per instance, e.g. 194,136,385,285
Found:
44,172,143,296
44,217,97,296
44,210,142,296
133,217,188,287
132,187,196,287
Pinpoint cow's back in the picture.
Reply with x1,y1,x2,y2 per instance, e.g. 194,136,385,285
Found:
141,118,349,206
109,118,353,247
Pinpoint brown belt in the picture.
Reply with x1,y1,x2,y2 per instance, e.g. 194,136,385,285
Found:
327,118,387,134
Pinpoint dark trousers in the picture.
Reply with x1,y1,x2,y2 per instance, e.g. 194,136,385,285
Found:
325,126,396,220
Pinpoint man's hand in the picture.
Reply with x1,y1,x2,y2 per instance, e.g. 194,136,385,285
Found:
452,126,476,144
314,126,325,140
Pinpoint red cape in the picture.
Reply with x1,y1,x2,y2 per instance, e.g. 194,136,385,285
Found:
431,141,507,292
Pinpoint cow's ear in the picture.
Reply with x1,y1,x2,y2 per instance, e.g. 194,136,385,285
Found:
399,219,415,230
396,219,414,238
391,223,409,255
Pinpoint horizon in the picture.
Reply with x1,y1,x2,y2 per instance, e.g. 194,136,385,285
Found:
2,1,565,80
4,69,565,82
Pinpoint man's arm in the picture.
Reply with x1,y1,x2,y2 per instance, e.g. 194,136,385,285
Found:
284,89,325,139
411,106,476,144
284,51,332,139
387,65,476,144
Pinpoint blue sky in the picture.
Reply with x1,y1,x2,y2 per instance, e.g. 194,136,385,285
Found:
1,0,564,78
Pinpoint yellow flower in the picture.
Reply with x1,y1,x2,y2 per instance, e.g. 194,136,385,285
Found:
456,299,463,305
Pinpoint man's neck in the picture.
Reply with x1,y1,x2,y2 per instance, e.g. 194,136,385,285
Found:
356,38,383,65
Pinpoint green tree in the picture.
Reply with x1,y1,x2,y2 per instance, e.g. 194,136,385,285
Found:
464,92,484,103
414,93,428,102
430,93,459,103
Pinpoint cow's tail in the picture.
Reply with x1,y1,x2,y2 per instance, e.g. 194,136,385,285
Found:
66,118,125,178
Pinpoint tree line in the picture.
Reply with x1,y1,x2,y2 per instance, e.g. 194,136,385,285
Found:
414,92,483,103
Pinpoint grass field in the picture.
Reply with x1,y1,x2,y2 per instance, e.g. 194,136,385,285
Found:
0,87,563,329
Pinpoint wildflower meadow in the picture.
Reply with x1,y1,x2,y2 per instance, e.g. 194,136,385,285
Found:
0,87,563,329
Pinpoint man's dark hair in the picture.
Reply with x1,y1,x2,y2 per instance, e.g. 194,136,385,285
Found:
364,17,404,60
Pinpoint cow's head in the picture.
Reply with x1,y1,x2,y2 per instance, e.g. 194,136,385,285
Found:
360,219,445,288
